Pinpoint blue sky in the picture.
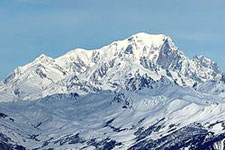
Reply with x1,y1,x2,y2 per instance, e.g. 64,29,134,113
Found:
0,0,224,79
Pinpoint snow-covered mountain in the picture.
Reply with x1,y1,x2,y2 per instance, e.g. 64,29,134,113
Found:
0,32,222,102
1,32,225,150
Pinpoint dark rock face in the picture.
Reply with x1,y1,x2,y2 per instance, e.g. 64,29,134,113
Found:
221,74,225,83
43,93,79,101
111,92,133,109
104,118,128,132
0,133,26,150
125,74,156,91
0,142,13,150
15,145,26,150
0,112,8,118
157,39,179,70
104,118,115,127
101,140,122,150
125,45,134,54
3,72,16,84
129,123,225,150
140,56,158,71
54,133,85,146
14,89,20,96
134,118,165,142
87,138,122,150
41,133,122,150
0,133,13,150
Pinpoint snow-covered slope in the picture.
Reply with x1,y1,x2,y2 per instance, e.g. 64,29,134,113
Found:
0,32,222,102
1,32,225,150
1,84,225,150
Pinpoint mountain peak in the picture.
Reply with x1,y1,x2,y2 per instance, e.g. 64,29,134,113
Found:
128,32,169,43
36,53,48,59
130,32,167,39
34,53,53,63
125,32,177,53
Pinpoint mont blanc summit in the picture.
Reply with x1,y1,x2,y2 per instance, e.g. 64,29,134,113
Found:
0,33,225,150
0,33,222,102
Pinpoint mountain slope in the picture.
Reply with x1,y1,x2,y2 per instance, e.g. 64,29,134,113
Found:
0,32,225,150
0,84,225,150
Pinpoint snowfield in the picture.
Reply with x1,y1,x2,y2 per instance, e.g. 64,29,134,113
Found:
0,32,225,150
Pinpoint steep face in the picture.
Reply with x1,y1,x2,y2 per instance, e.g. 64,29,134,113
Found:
0,32,222,101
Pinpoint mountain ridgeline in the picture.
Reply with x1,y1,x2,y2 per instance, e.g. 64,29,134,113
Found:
0,32,223,102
